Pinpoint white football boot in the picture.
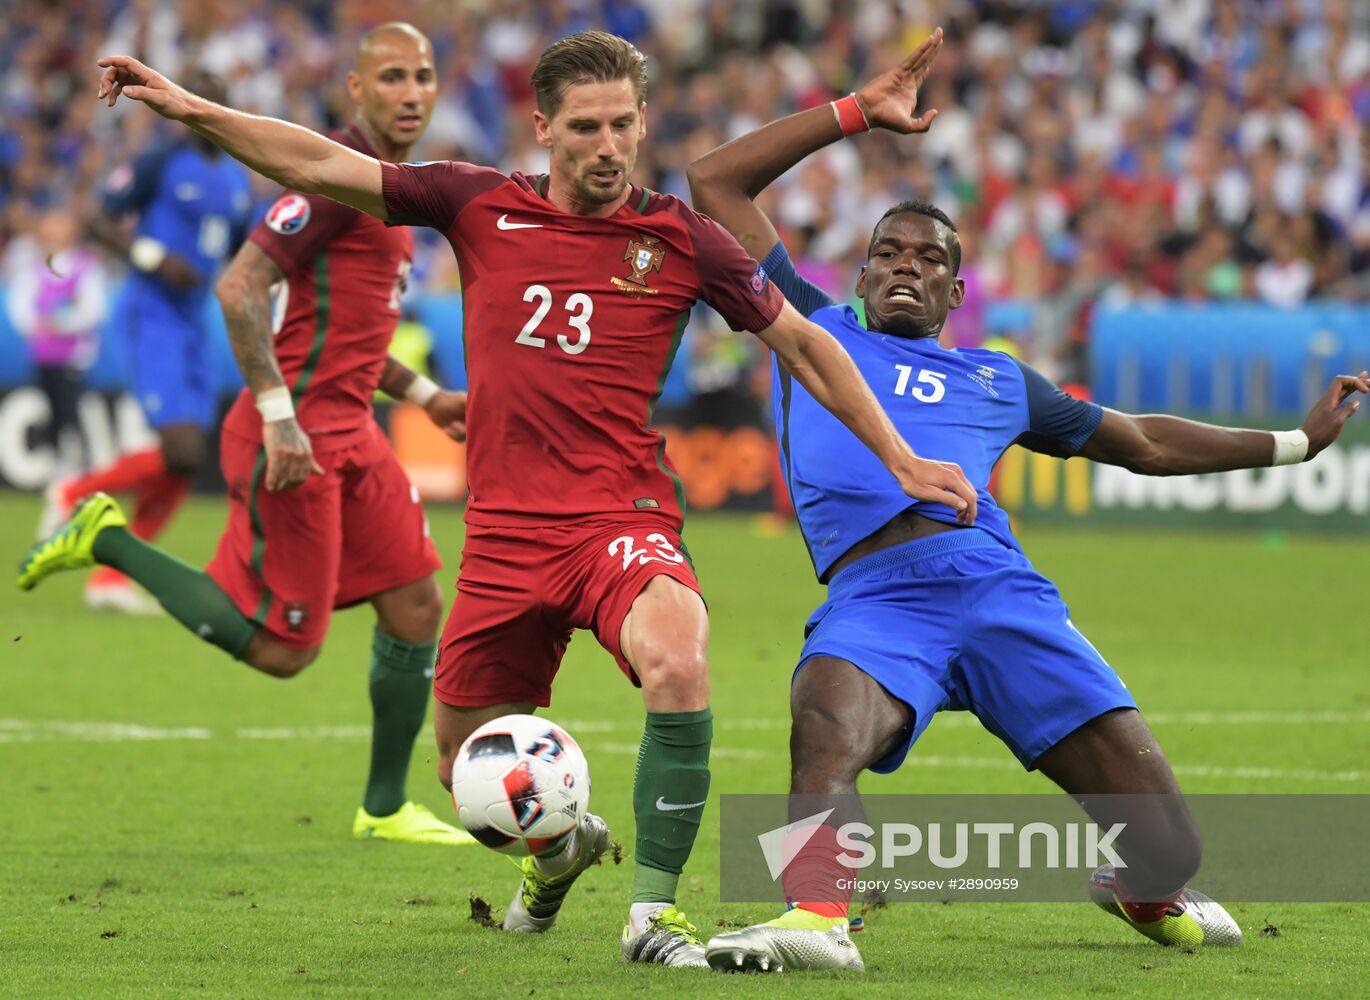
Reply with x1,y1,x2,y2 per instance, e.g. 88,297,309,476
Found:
1090,864,1243,947
706,906,865,973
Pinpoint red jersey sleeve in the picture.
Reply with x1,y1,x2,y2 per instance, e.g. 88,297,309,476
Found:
248,192,355,275
678,204,785,333
380,160,507,230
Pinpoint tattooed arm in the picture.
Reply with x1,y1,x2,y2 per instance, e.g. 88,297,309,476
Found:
215,242,321,491
217,242,287,395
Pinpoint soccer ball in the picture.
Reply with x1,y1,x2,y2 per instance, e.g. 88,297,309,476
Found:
451,714,590,856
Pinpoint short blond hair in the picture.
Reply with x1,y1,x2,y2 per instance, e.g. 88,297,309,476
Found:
531,31,648,118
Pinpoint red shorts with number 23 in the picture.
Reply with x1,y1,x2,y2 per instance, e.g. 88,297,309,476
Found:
435,516,702,708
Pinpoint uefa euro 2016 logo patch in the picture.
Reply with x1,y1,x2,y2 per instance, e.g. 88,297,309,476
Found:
266,194,311,235
750,262,768,295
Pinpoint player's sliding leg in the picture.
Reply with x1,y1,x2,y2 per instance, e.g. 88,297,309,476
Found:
351,576,474,846
615,576,713,968
1036,708,1242,948
707,656,898,973
434,700,610,929
19,493,257,657
20,493,335,679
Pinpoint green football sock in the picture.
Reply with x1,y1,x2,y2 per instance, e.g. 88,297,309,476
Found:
91,526,256,657
363,627,436,818
631,708,713,903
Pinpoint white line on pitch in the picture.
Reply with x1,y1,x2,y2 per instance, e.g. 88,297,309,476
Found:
703,709,1370,731
2,718,1366,785
0,719,212,742
583,744,1368,783
3,708,1365,745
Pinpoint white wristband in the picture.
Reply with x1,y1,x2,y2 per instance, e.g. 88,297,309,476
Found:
1271,429,1309,466
405,374,440,408
255,386,295,423
129,237,167,273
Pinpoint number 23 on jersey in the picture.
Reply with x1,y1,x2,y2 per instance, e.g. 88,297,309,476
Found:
515,284,593,356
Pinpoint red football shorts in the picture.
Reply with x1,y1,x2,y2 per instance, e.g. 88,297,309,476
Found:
207,423,441,649
434,516,703,708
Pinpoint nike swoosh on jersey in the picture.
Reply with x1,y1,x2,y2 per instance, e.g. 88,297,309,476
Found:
496,214,543,230
655,797,707,812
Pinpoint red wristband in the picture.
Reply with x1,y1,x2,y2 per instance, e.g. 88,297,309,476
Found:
832,93,871,137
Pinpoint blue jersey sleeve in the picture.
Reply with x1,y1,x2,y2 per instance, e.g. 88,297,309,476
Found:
101,142,177,216
760,241,836,318
1011,358,1103,457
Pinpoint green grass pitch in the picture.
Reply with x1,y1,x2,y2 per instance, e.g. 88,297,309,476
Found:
1,491,1367,998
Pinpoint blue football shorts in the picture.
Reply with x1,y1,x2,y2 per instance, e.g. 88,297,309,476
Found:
112,279,215,430
797,530,1136,772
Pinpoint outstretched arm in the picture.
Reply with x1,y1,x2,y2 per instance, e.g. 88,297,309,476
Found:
757,301,978,524
1079,373,1369,473
97,55,384,218
687,28,943,259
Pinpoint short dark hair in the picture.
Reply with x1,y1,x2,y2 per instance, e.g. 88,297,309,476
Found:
531,31,648,118
867,200,961,274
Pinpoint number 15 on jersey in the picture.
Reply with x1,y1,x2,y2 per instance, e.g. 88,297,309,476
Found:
894,365,947,403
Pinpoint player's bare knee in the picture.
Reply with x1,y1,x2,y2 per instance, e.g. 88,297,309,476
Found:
635,643,708,707
245,639,320,679
405,577,444,639
375,576,444,644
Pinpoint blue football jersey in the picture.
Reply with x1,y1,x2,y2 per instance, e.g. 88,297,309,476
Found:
761,242,1103,580
102,138,252,299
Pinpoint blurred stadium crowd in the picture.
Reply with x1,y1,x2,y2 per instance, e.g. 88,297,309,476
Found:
2,0,1369,386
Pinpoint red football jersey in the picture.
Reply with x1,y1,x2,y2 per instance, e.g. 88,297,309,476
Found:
222,125,413,451
381,162,784,529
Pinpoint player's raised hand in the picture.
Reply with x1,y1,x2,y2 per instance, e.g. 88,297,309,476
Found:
424,389,468,443
895,455,978,525
262,416,324,492
96,55,199,119
1300,370,1368,459
855,27,944,134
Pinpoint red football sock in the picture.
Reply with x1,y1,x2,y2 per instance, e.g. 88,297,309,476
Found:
782,823,852,920
65,447,166,501
1114,872,1183,923
130,472,192,541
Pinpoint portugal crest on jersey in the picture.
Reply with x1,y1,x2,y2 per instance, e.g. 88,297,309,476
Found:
621,235,665,288
266,194,311,235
